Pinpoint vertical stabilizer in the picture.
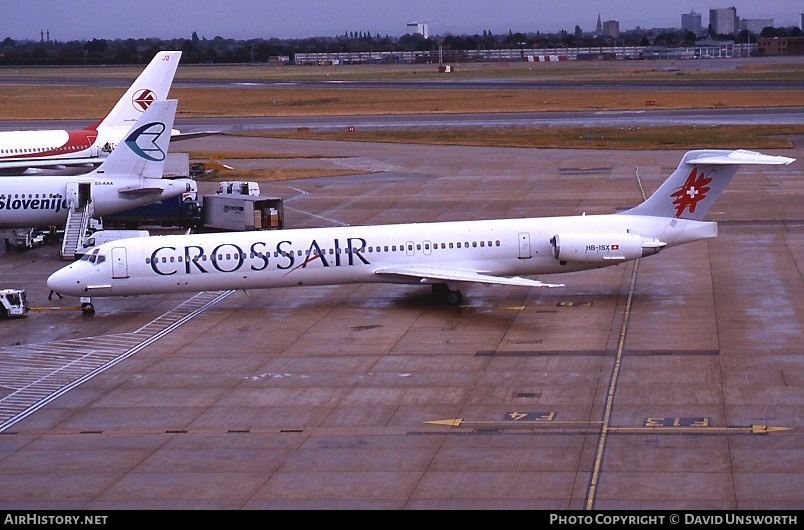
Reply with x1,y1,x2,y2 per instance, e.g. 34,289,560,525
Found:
92,99,178,179
92,51,181,136
623,149,795,221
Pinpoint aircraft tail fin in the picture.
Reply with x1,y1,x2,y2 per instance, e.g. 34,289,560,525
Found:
92,99,177,179
94,51,181,135
623,149,795,220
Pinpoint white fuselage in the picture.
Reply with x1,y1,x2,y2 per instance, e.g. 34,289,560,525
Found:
47,213,717,298
0,174,193,228
0,128,103,162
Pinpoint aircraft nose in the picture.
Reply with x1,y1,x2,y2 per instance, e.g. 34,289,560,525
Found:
47,265,83,296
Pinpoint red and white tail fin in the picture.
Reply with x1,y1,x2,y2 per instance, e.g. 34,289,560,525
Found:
623,149,795,221
92,51,181,144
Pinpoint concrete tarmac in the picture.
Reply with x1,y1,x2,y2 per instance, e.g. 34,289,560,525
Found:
0,135,802,510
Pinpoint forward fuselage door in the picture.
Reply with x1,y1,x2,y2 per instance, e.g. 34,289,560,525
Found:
518,232,532,259
111,247,129,279
65,182,92,209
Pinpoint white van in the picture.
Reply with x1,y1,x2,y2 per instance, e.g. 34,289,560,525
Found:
218,181,260,196
75,230,150,259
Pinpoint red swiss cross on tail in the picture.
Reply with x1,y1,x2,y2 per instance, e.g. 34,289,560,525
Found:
670,167,712,218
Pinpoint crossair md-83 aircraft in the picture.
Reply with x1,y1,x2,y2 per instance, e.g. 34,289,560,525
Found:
0,51,181,175
48,149,794,314
0,99,193,230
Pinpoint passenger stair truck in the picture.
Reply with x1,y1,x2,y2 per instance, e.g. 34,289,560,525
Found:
60,199,94,261
0,288,28,318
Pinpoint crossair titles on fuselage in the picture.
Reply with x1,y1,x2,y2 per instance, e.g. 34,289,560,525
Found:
149,237,372,276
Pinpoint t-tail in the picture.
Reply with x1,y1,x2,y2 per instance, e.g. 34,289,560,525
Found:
623,149,795,221
90,51,181,142
91,99,178,179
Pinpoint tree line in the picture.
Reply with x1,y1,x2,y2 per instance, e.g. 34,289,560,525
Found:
1,25,799,66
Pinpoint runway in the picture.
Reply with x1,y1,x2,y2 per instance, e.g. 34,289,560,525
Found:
1,106,803,135
0,133,801,509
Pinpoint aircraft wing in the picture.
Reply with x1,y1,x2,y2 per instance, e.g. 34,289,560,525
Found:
0,158,103,175
171,130,223,141
374,265,564,288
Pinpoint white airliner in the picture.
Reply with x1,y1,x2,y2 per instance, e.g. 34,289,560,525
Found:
48,149,794,313
0,51,181,175
0,99,193,229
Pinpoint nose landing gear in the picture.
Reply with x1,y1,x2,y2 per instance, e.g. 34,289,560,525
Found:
80,296,95,315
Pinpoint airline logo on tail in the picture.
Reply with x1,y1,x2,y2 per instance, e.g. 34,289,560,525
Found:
124,121,168,161
671,167,712,217
132,89,157,111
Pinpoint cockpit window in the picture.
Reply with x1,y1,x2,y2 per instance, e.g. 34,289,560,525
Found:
80,248,106,265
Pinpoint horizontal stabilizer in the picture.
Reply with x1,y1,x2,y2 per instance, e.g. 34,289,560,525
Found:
375,265,564,288
687,149,795,166
118,186,166,196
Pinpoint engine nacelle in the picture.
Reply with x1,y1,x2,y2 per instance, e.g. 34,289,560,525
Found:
550,233,665,264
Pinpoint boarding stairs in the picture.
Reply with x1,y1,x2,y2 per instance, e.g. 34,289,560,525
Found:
60,202,93,261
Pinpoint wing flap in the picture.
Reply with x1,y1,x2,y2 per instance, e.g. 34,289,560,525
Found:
375,265,564,288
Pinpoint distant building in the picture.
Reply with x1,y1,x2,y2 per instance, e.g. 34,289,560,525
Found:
601,20,620,39
695,38,735,58
681,11,705,37
741,19,773,34
406,21,428,39
596,14,602,36
759,37,804,56
710,7,738,36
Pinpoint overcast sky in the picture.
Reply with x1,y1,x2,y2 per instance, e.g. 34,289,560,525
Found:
5,1,802,42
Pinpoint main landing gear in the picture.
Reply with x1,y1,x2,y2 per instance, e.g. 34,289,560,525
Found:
432,283,463,305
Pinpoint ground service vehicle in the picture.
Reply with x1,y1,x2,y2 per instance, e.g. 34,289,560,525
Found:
0,288,28,318
4,228,48,250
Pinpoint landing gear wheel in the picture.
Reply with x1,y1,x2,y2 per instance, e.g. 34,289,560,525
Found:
446,290,463,305
431,284,450,298
80,300,95,315
432,283,462,305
